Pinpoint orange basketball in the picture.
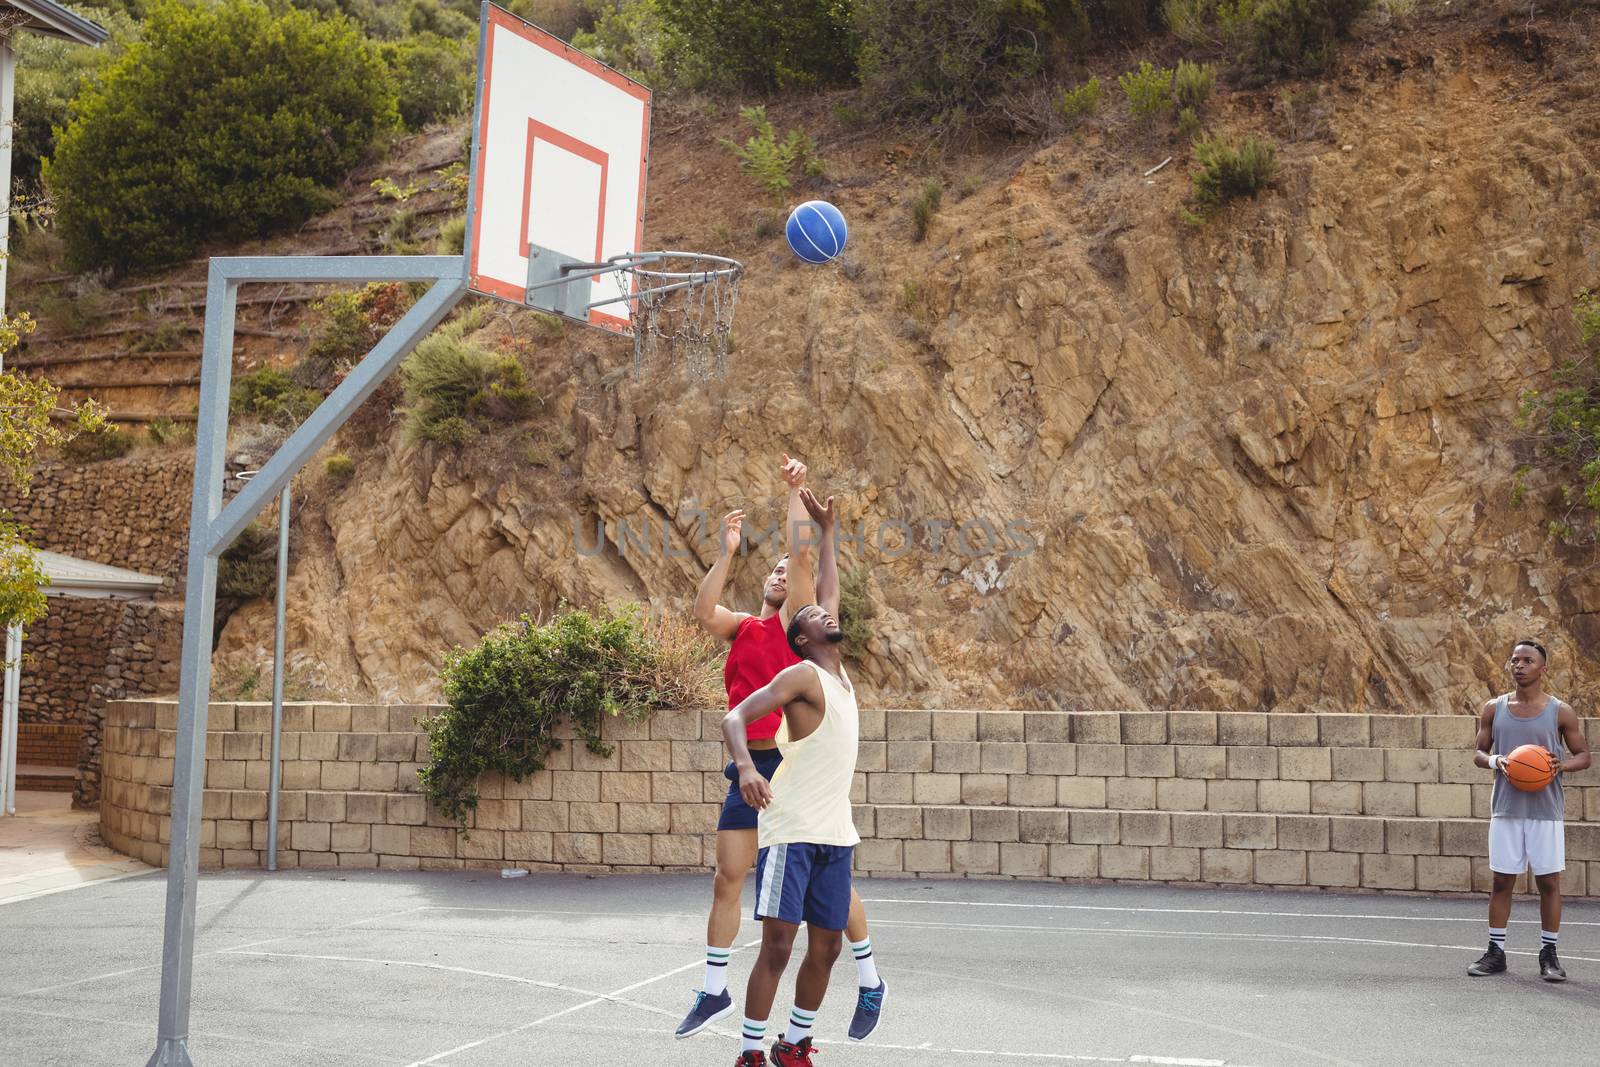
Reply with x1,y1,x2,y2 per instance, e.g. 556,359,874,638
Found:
1504,744,1557,792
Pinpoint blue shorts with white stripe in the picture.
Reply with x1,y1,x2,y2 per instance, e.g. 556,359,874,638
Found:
753,842,854,930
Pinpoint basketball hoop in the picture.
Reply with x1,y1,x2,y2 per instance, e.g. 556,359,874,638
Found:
525,250,743,381
621,251,743,381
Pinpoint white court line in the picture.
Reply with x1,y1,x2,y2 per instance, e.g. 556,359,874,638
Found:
898,964,1368,1067
404,937,764,1065
861,897,1600,926
1,904,431,1001
869,916,1600,962
1,1003,397,1063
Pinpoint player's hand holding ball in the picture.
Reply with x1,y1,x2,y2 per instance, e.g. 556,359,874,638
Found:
1500,744,1560,791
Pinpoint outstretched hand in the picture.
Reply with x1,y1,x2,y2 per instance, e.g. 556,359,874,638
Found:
799,487,835,531
780,452,807,489
720,509,744,557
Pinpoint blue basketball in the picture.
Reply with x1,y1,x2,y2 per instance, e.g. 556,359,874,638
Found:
785,200,848,264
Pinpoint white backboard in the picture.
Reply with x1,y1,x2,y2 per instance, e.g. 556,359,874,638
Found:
465,3,651,333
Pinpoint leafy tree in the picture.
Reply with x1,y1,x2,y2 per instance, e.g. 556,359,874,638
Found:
46,0,399,272
12,5,140,184
0,314,106,636
656,0,856,90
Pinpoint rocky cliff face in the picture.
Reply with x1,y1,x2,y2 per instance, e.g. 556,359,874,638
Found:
216,13,1600,714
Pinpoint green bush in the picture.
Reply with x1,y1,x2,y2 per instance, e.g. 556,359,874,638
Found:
436,214,467,255
12,6,139,184
855,0,1047,119
380,32,475,129
571,0,667,84
218,521,277,600
400,312,536,443
1173,59,1216,110
297,283,412,388
1119,60,1174,123
60,423,134,463
146,417,194,447
1245,0,1372,79
421,606,720,828
1189,133,1278,213
231,367,324,428
324,452,356,480
47,0,399,272
1164,0,1371,80
837,566,876,659
719,106,823,198
910,179,943,242
656,0,856,90
1517,291,1600,543
1178,106,1203,139
1055,76,1102,123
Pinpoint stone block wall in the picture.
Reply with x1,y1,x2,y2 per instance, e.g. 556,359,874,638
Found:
101,702,1600,896
2,452,193,584
2,452,191,806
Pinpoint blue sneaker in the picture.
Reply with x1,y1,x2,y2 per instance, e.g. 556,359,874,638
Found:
847,979,885,1041
675,988,735,1038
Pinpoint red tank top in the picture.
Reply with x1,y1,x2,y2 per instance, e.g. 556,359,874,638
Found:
725,612,801,740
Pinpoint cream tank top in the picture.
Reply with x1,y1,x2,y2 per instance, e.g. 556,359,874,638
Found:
758,660,861,849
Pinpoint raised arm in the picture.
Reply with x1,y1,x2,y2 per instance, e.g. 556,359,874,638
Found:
693,509,750,642
1557,702,1592,775
722,662,821,810
780,454,816,622
801,487,839,617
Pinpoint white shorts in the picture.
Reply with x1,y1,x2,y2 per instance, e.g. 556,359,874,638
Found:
1488,817,1565,876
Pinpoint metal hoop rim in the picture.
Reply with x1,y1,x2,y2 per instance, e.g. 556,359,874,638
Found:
618,250,744,285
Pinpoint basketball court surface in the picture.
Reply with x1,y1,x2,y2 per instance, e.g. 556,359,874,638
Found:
4,869,1597,1066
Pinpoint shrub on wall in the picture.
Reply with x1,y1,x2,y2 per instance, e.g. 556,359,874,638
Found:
46,0,399,272
421,606,720,828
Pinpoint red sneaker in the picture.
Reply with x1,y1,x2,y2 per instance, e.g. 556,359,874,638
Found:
771,1037,817,1066
735,1051,768,1066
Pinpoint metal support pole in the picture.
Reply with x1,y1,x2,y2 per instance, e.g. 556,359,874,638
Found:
1,623,18,815
0,32,16,339
147,258,465,1067
266,484,288,870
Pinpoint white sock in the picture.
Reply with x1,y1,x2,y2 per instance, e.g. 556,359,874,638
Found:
704,945,730,996
741,1017,766,1052
783,1005,817,1044
1542,929,1559,946
850,936,880,987
1489,926,1507,949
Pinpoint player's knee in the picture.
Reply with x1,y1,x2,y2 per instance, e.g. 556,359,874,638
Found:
809,930,844,962
1492,872,1518,891
713,865,746,900
1535,873,1562,894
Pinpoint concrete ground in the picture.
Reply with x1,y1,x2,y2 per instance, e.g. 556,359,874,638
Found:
0,790,152,905
2,866,1599,1067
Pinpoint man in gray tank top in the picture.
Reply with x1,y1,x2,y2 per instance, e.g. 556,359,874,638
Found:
1467,640,1590,982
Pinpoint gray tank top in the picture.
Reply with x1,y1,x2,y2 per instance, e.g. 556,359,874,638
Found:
1490,694,1564,821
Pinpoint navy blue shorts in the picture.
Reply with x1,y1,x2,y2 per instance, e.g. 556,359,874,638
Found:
753,842,854,930
718,748,784,831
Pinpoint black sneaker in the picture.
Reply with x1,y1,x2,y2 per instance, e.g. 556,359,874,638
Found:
1540,944,1568,982
848,979,886,1041
675,988,734,1038
1468,944,1507,976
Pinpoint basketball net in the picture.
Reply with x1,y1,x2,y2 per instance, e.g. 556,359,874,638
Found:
623,253,743,382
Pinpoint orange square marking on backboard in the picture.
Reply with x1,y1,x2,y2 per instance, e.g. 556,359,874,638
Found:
519,120,608,265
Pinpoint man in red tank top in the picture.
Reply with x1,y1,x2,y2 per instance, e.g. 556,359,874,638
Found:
674,457,885,1053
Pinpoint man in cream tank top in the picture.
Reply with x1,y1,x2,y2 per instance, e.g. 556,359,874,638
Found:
721,580,865,1067
1467,640,1590,982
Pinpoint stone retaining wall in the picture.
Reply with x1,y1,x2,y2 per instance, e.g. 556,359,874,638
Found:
100,701,1600,895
